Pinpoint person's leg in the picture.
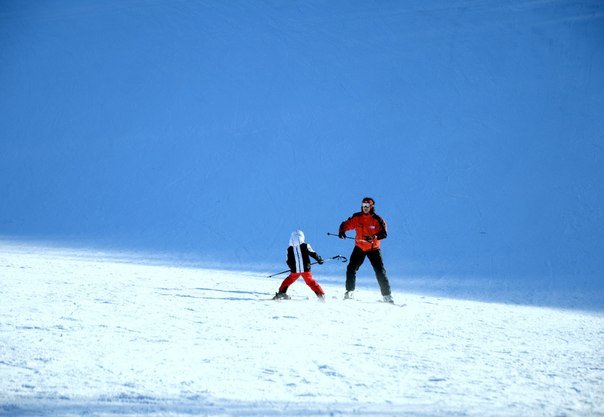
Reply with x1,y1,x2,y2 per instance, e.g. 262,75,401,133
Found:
367,249,391,296
279,272,301,293
346,246,366,292
301,272,324,295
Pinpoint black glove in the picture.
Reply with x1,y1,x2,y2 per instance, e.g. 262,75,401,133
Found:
364,235,375,242
338,231,346,239
317,257,324,265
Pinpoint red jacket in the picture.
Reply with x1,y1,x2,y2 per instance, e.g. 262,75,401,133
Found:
339,211,388,252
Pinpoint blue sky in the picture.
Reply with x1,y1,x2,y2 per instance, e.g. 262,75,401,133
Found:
1,1,603,286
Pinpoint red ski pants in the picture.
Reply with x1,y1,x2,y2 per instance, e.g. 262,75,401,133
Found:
279,271,324,295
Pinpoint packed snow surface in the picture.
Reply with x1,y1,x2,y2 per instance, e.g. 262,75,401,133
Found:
1,243,602,416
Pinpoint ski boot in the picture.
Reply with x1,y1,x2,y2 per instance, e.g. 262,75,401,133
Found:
383,294,394,304
316,293,326,303
272,292,291,300
343,290,354,300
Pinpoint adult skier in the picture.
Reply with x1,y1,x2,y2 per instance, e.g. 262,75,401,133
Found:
338,197,394,303
273,230,326,301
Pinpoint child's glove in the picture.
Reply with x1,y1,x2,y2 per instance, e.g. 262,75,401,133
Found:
338,231,346,239
317,257,324,264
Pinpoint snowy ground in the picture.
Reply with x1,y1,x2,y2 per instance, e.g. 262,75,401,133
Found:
1,242,603,417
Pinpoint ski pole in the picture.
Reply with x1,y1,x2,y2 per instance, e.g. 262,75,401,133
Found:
327,232,355,240
327,232,375,243
267,255,348,278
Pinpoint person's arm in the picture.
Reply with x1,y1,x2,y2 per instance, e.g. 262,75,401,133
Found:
286,247,295,270
374,215,387,240
339,214,357,237
307,244,324,264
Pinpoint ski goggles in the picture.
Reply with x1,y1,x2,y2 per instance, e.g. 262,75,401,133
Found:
362,202,372,208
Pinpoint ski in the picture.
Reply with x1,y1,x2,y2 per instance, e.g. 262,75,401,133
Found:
337,296,406,308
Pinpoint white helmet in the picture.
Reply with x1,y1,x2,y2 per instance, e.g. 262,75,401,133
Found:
289,230,305,246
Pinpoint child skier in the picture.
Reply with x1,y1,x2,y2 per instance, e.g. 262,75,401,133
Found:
273,230,326,301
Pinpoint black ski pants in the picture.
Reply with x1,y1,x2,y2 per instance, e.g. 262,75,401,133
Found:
346,246,391,296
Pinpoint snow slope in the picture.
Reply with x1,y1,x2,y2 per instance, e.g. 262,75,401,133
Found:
1,243,602,416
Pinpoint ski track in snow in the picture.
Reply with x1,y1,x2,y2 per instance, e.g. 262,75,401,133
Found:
0,245,603,417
